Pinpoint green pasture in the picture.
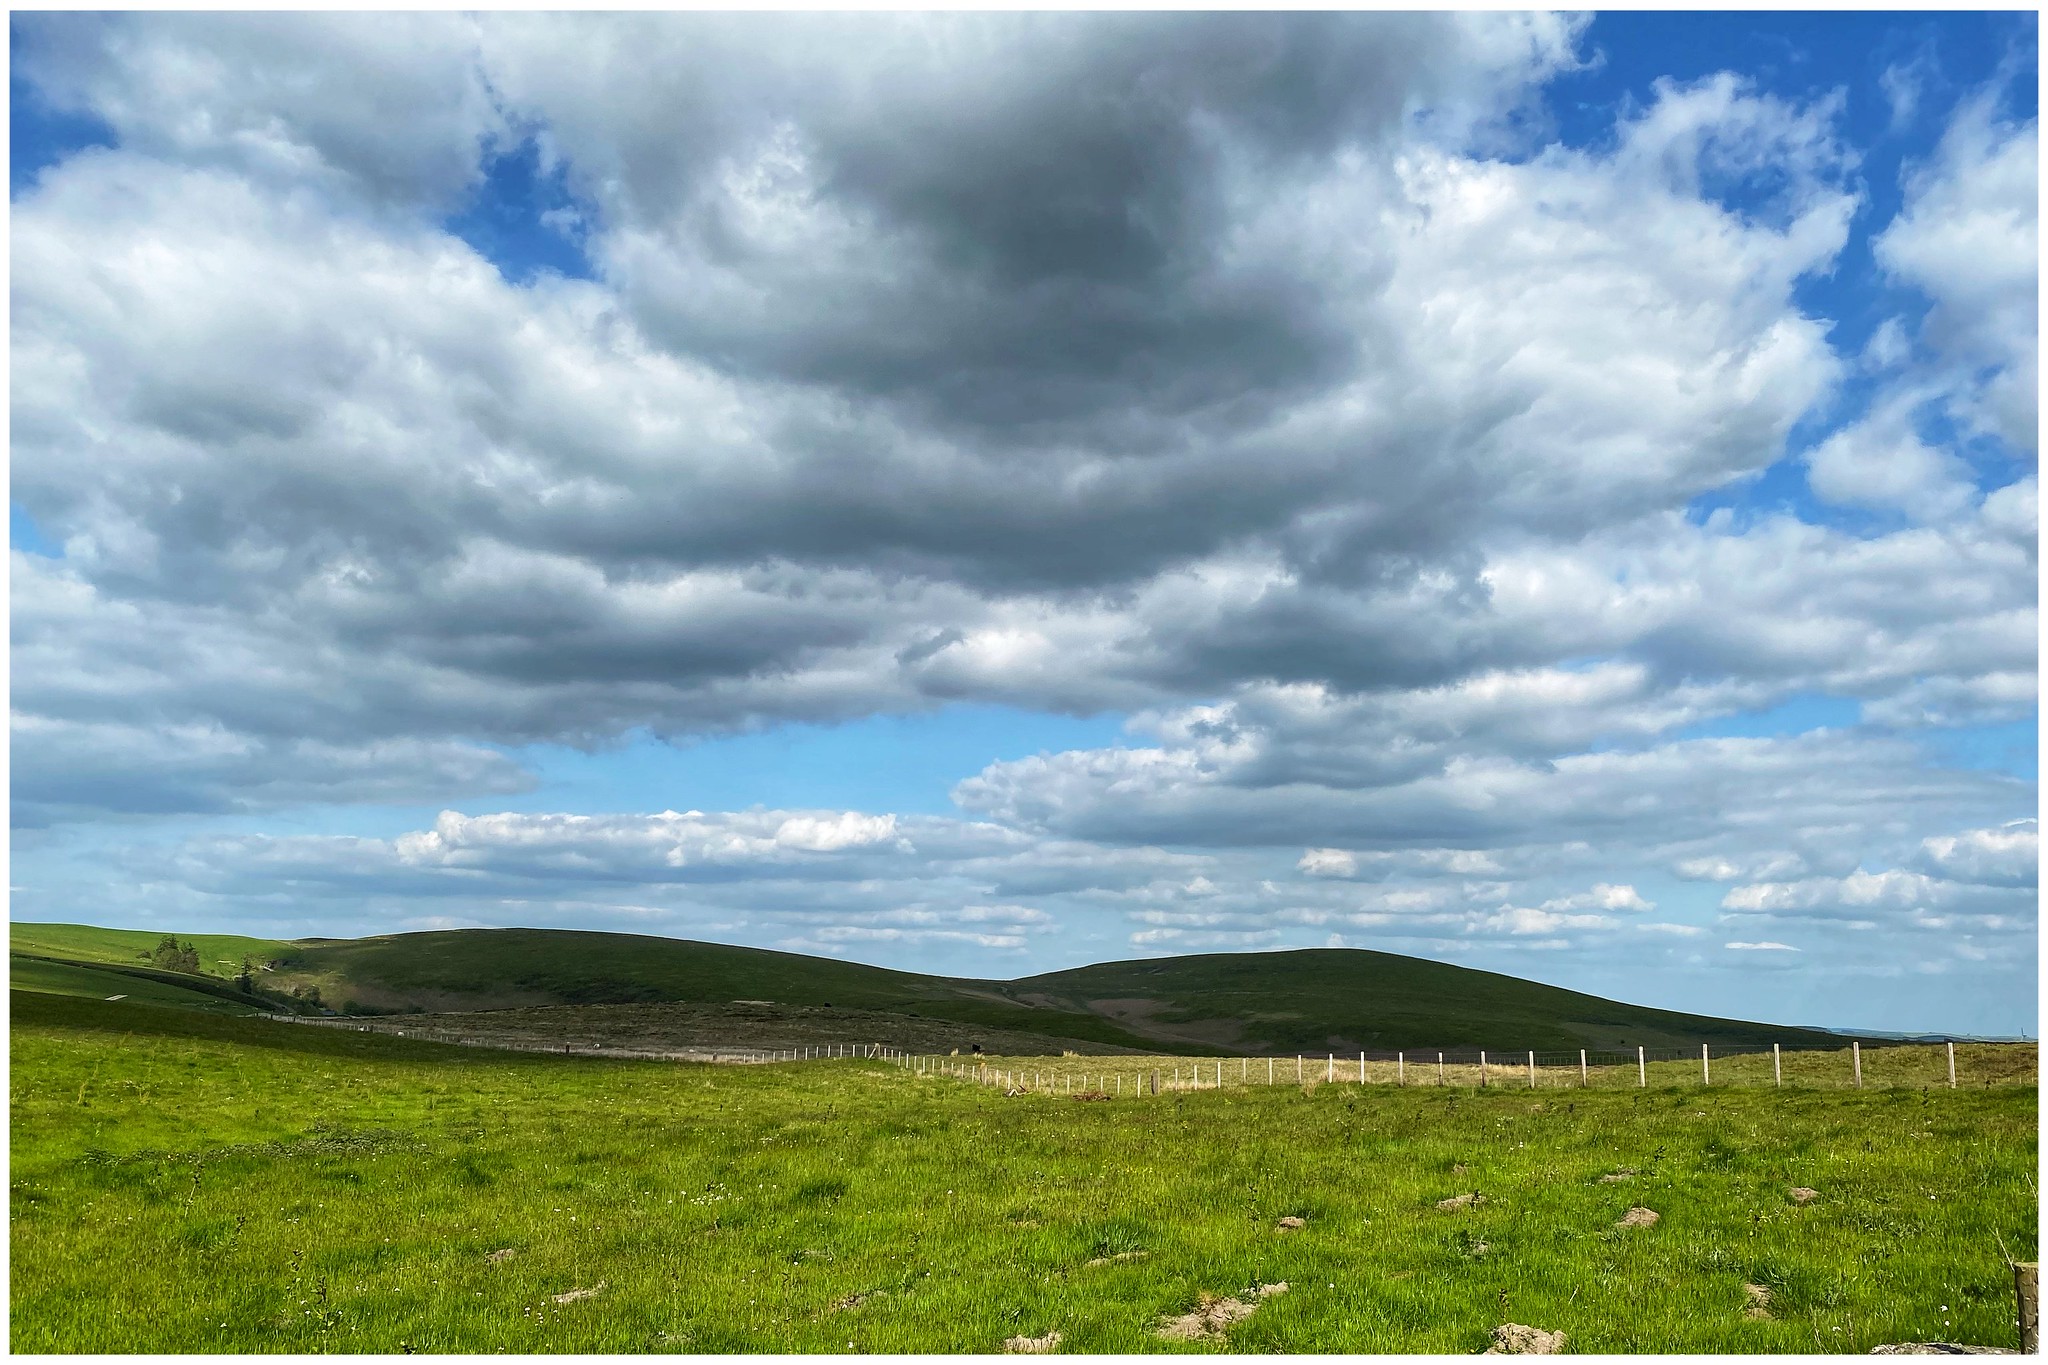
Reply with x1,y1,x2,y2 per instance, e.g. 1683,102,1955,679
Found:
8,954,267,1015
11,922,297,977
11,991,2035,1354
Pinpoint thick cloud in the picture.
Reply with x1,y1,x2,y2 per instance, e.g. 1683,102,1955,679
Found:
7,14,2035,1028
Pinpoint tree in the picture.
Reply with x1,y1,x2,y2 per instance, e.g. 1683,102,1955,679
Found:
151,936,201,974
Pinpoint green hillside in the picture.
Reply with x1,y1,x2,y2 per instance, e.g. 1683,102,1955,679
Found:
12,923,1850,1053
10,922,297,977
8,955,267,1015
1012,949,1847,1052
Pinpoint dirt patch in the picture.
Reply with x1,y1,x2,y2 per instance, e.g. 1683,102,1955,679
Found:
1003,1330,1062,1353
1484,1323,1566,1355
484,1248,518,1264
550,1283,606,1305
1868,1345,2016,1355
1743,1283,1773,1320
1789,1186,1820,1204
1156,1284,1288,1343
1085,1250,1149,1268
1437,1192,1486,1211
1276,1216,1306,1233
832,1290,885,1312
1598,1169,1635,1183
1616,1207,1660,1230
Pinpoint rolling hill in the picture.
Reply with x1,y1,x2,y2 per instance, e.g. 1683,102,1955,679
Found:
11,922,1849,1054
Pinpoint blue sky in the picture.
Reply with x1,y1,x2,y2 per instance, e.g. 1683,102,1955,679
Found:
10,12,2037,1035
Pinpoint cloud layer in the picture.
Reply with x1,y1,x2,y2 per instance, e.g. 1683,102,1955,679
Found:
10,14,2036,1029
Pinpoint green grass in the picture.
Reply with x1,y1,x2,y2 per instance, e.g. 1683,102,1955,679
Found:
9,955,268,1015
12,992,2035,1353
11,923,297,978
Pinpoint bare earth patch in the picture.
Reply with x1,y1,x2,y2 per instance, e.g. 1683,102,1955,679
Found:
831,1290,885,1312
1438,1192,1486,1211
1157,1284,1288,1342
550,1283,606,1305
1484,1323,1567,1354
1003,1330,1062,1353
1598,1169,1636,1183
484,1248,517,1264
1276,1216,1306,1233
1789,1187,1820,1204
1868,1345,2017,1355
1744,1283,1774,1320
1616,1206,1660,1229
1084,1250,1149,1268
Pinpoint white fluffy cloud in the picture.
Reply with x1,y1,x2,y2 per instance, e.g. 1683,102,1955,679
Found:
7,15,2034,1029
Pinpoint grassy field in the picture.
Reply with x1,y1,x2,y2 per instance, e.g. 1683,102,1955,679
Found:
11,991,2035,1354
11,922,298,977
9,954,269,1015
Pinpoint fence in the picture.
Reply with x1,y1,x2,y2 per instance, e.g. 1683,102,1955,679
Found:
887,1040,2035,1095
261,1015,2031,1092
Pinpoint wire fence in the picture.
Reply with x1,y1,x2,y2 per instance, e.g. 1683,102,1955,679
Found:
263,1014,2033,1092
896,1041,2037,1094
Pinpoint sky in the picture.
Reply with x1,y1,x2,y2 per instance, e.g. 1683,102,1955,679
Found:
9,12,2038,1035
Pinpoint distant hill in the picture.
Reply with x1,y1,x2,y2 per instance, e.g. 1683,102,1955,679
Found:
10,922,1849,1054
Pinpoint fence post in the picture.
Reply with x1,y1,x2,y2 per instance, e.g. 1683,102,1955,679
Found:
1528,1050,1536,1088
1773,1044,1781,1087
1360,1052,1366,1085
1852,1041,1862,1088
1327,1053,1334,1084
1479,1050,1487,1087
1637,1046,1645,1087
1702,1044,1710,1086
1947,1041,1957,1089
1580,1049,1588,1086
1398,1052,1405,1085
1151,1070,1160,1096
1297,1055,1303,1084
1269,1057,1274,1085
2018,1262,2039,1353
1438,1051,1445,1085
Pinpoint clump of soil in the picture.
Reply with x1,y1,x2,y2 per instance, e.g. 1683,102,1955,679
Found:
1616,1207,1660,1230
1276,1216,1307,1233
1789,1187,1820,1204
1156,1284,1288,1342
1743,1283,1774,1320
1084,1250,1149,1268
1437,1192,1486,1211
1003,1330,1062,1353
484,1248,518,1264
1484,1323,1566,1355
1598,1170,1635,1183
832,1290,885,1312
550,1283,605,1305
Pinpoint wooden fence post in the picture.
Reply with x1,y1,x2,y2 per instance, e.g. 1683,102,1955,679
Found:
1296,1055,1303,1084
1852,1041,1862,1088
1269,1057,1274,1085
1773,1043,1781,1087
1360,1052,1366,1085
1528,1050,1536,1088
1438,1051,1444,1085
2017,1261,2038,1352
1479,1050,1488,1087
1327,1053,1334,1084
1637,1046,1645,1087
1947,1041,1957,1089
1398,1051,1405,1085
1579,1049,1588,1086
1702,1043,1710,1086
